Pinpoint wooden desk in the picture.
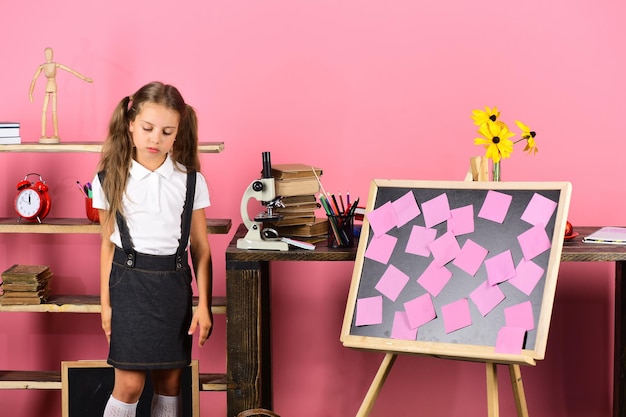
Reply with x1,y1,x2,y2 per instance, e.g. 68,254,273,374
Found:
225,225,626,416
561,226,626,417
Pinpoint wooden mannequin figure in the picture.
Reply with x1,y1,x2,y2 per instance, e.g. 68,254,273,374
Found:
28,47,93,144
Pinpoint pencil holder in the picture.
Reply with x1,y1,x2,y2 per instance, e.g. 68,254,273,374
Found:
327,213,355,248
85,197,99,223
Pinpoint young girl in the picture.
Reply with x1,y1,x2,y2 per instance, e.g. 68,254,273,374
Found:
92,82,213,417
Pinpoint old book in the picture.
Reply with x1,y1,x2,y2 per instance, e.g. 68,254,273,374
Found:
267,215,316,227
0,296,45,305
277,201,320,210
2,288,51,299
274,217,329,237
2,282,50,292
271,163,322,179
274,177,319,197
2,265,52,284
2,264,50,278
274,211,316,220
274,204,320,215
2,271,52,282
280,195,317,205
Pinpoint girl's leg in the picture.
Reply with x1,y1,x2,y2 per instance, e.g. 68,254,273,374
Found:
150,368,183,417
104,369,146,417
103,395,138,417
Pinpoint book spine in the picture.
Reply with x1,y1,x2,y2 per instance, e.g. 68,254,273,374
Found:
0,127,20,137
0,136,21,144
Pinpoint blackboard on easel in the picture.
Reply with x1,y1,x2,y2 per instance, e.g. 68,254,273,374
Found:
341,179,572,366
61,360,199,417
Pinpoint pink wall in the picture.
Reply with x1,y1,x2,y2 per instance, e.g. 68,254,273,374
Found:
1,1,624,416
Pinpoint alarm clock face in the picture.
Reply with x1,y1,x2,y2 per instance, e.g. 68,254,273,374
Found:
15,188,43,219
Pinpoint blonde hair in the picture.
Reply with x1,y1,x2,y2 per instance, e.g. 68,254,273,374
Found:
97,81,201,223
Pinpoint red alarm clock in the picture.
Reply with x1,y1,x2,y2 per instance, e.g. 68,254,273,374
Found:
15,173,52,223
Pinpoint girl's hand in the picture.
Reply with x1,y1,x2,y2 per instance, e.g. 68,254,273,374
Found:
101,304,112,344
188,305,213,347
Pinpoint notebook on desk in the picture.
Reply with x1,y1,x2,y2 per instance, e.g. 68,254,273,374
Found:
582,227,626,244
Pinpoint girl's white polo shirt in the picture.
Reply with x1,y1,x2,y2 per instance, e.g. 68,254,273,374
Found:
92,156,211,255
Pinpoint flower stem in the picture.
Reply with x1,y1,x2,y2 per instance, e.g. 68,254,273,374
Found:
493,161,501,182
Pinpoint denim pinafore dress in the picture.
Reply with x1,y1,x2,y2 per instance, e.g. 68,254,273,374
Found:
106,171,196,370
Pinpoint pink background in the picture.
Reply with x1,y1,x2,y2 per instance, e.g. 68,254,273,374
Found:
1,1,623,416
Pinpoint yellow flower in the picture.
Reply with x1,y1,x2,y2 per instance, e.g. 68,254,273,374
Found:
515,120,538,155
472,108,539,162
474,120,515,163
471,106,500,126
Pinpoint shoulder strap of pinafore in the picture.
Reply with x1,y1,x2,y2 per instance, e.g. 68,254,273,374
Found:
97,170,136,267
175,170,196,270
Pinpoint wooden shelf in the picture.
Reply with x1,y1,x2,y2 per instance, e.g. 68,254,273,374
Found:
0,217,232,235
0,295,227,315
0,370,230,391
0,143,234,404
0,142,224,153
0,371,60,389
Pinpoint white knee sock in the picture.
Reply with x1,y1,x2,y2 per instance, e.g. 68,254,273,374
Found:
103,395,138,417
151,393,182,417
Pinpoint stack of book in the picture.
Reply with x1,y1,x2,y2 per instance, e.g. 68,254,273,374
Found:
0,122,21,144
268,164,327,241
0,264,52,305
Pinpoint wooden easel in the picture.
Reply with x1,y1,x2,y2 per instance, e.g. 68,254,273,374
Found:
356,157,532,417
356,354,529,417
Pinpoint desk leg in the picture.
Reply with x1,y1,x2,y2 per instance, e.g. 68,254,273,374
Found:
615,262,626,417
226,260,272,416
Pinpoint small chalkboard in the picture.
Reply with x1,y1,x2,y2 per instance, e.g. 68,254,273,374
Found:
61,360,199,417
341,179,572,366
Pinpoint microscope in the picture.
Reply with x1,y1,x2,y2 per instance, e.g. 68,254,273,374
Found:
237,151,290,251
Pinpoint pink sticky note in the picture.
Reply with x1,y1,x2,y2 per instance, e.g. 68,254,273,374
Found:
478,190,512,224
355,296,383,326
404,293,437,329
391,311,418,340
366,201,398,237
375,264,410,302
392,191,421,228
406,225,437,257
521,193,558,227
453,239,488,276
428,231,461,267
441,298,472,333
448,205,474,236
417,261,453,297
517,225,552,261
504,301,535,330
484,250,517,286
469,280,506,316
495,326,526,354
421,193,451,228
509,259,545,296
364,233,398,265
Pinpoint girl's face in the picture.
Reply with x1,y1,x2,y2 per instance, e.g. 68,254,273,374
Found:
129,102,180,170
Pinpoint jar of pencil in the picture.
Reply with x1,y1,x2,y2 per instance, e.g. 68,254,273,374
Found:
327,213,355,248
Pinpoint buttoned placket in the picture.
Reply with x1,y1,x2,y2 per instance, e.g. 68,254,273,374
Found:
147,171,161,213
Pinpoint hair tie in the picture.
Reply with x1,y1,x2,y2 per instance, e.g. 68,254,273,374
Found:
125,95,135,115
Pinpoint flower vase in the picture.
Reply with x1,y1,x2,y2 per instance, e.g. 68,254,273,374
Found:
492,161,501,182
